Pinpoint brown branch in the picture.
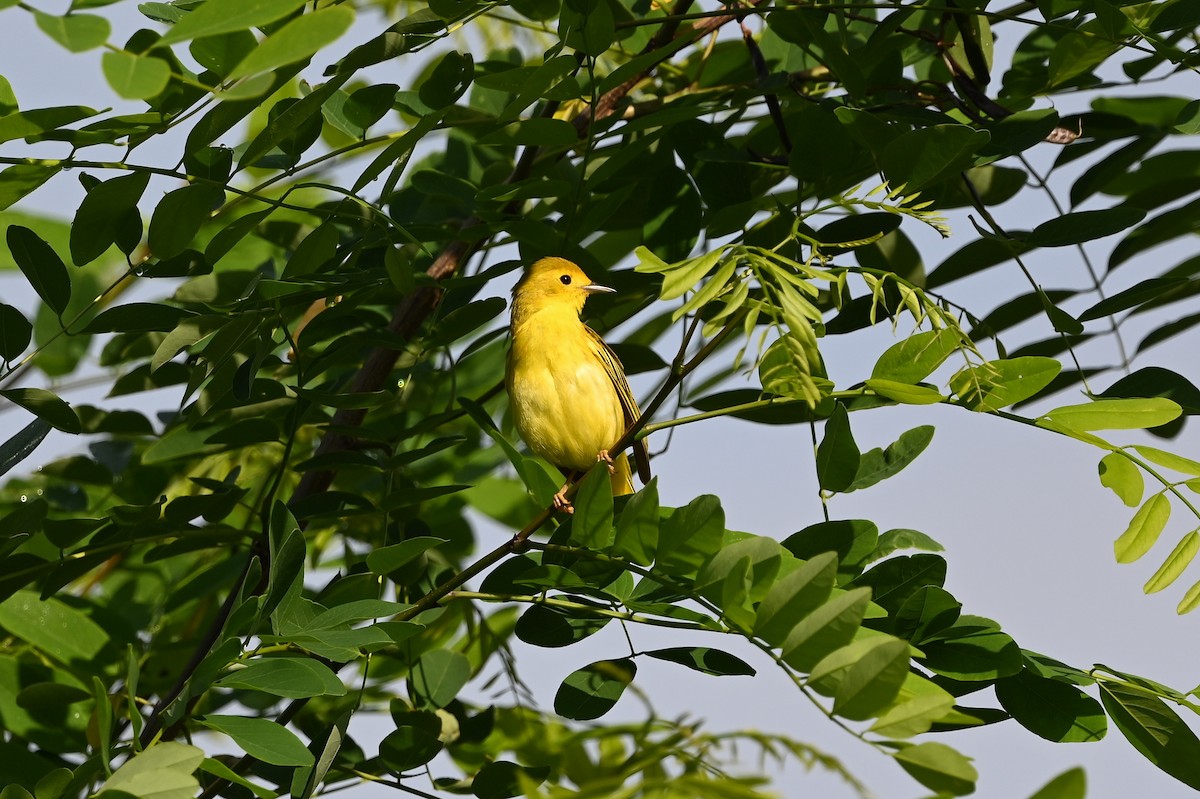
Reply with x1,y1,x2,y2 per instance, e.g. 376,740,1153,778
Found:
575,0,768,135
137,554,254,747
290,238,471,503
740,18,791,153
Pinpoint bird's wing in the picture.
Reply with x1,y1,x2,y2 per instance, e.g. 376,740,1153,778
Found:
586,326,652,484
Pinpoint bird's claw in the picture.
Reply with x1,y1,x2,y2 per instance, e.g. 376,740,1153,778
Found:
597,450,616,475
553,486,575,514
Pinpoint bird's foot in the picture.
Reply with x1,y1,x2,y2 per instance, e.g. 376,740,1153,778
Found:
597,450,616,475
553,485,575,514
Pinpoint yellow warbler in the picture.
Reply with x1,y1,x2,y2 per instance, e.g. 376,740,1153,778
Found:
506,257,652,509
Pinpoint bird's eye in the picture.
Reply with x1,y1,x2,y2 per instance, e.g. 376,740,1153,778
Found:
560,275,572,285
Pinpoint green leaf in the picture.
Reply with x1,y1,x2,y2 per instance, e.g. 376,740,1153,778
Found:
758,333,823,402
1027,768,1086,799
0,165,60,212
644,647,755,677
869,672,957,738
419,50,473,109
1178,578,1200,614
554,659,636,720
572,463,614,549
558,0,614,56
847,425,934,492
1100,369,1200,415
892,742,978,796
1150,0,1200,32
471,762,550,799
920,616,1023,681
1145,531,1200,594
0,590,108,665
1175,100,1200,134
613,478,659,565
1114,494,1171,564
15,682,90,710
228,7,356,80
197,759,274,799
214,657,346,698
1098,452,1144,507
1047,32,1117,86
819,636,910,720
995,670,1107,742
33,11,110,52
1038,287,1085,335
0,388,81,434
656,495,724,577
0,106,98,145
379,716,443,773
243,83,344,169
1110,197,1200,271
871,330,959,384
410,648,470,709
1026,207,1145,248
34,768,73,799
880,124,992,191
365,537,447,576
894,585,961,642
70,171,150,265
781,587,871,672
514,603,609,648
196,715,314,767
1046,398,1182,431
6,225,70,316
158,0,308,45
0,303,32,362
753,551,837,646
190,31,258,77
694,536,786,628
1132,445,1200,476
950,357,1061,411
871,528,944,561
0,419,52,479
783,519,878,577
816,403,859,493
658,250,722,301
307,600,410,630
99,743,204,799
1078,278,1192,322
340,83,401,133
148,185,223,259
101,52,171,100
853,554,946,614
83,303,194,334
260,503,305,622
1099,682,1200,789
864,379,944,405
261,626,406,661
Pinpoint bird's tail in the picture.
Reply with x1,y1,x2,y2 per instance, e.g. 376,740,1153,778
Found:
611,452,635,496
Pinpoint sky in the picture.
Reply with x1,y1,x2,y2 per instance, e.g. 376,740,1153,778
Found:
2,3,1200,798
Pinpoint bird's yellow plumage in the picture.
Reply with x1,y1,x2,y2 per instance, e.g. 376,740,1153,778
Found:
506,257,651,508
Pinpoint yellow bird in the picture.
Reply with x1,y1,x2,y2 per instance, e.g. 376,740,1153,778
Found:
506,257,652,510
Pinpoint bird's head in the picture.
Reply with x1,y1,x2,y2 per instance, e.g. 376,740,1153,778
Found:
512,256,614,317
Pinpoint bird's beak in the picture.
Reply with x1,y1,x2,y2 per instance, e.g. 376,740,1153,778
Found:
584,283,616,294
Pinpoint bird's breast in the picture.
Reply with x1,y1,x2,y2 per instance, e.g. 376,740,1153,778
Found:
507,312,625,472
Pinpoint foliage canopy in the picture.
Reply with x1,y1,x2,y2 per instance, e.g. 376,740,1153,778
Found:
2,0,1200,795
